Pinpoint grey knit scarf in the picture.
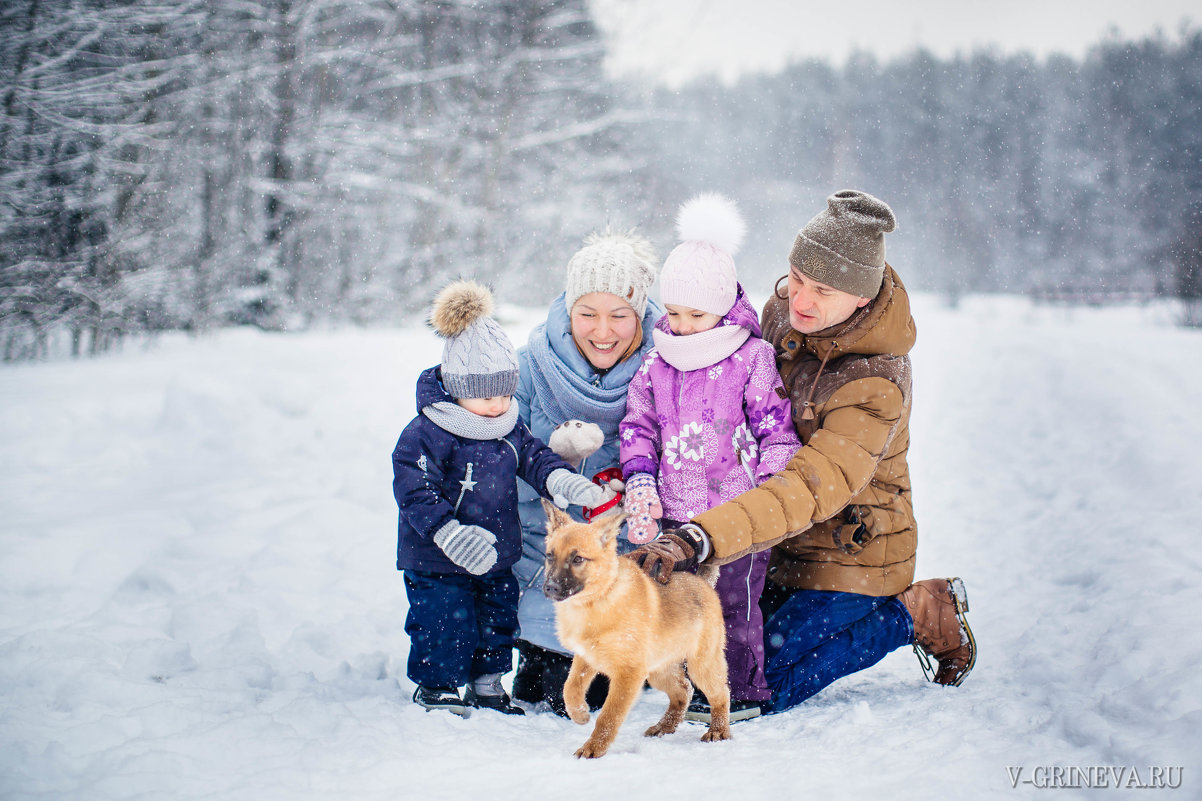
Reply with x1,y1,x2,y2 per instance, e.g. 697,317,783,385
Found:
422,401,519,441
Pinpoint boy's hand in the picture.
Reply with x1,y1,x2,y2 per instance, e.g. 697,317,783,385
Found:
622,473,662,544
432,521,498,575
546,468,616,509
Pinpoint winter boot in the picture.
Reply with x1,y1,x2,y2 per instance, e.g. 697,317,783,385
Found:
412,685,470,717
684,690,762,724
464,674,525,716
898,577,976,686
511,641,545,705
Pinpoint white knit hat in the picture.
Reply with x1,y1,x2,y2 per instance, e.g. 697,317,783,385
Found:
659,193,746,316
564,229,658,316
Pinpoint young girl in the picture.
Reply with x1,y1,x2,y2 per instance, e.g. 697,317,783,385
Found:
619,194,802,721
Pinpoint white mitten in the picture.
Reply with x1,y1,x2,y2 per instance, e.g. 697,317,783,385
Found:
622,472,662,544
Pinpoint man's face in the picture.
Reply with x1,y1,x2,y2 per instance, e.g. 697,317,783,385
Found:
787,267,871,334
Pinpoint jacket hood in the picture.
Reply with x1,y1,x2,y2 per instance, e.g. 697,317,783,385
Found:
766,265,916,362
414,365,454,412
654,283,762,338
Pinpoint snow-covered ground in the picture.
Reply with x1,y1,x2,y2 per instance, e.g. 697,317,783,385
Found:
2,294,1199,800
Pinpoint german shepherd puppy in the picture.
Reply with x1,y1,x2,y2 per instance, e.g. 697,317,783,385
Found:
540,500,731,758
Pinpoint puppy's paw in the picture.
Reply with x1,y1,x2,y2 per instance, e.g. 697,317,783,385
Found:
574,738,608,759
644,720,678,737
700,725,732,742
566,703,590,726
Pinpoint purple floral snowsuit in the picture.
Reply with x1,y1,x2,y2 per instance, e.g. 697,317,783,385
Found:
619,288,801,702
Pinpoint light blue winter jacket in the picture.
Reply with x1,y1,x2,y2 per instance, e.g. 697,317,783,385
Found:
512,292,663,653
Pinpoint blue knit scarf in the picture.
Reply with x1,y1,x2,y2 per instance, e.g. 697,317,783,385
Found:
524,293,661,434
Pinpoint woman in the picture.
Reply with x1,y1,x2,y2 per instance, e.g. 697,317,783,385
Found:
511,229,661,715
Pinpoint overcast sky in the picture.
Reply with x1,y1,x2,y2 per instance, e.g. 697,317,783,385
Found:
590,0,1198,86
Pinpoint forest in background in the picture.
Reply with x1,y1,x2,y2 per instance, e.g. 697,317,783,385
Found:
2,0,1200,360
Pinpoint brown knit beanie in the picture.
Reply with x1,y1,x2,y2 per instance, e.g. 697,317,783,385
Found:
788,190,896,298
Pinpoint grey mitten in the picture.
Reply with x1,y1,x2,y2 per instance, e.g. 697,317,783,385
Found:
545,468,616,509
432,521,498,575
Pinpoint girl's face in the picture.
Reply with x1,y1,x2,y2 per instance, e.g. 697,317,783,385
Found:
570,292,640,370
787,267,871,334
456,395,512,418
665,304,723,336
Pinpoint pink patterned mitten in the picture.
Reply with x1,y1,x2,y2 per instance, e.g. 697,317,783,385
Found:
622,472,663,545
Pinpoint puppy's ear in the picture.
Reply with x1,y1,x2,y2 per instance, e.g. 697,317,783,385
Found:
542,499,574,533
595,510,626,548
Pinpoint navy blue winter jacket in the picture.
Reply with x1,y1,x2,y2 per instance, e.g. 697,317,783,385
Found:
392,366,571,574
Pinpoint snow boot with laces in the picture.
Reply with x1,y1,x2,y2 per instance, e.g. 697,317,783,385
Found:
897,577,976,686
412,685,471,717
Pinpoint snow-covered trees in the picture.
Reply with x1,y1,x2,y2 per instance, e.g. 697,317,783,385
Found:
1,0,648,357
3,6,1198,359
645,30,1202,305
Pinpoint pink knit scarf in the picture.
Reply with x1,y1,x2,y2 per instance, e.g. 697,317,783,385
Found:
652,324,750,372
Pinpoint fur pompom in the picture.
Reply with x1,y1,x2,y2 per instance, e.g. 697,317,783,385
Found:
429,280,494,338
675,193,746,256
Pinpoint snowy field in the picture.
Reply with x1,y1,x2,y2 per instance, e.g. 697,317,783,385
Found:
2,294,1200,800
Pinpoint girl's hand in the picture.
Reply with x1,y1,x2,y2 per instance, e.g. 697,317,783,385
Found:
622,473,662,544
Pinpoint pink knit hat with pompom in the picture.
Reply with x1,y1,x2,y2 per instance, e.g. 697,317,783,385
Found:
659,193,746,316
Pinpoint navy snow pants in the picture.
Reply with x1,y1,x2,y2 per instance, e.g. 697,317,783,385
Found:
403,569,519,688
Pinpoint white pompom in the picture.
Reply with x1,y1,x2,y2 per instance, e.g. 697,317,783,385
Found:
675,193,746,256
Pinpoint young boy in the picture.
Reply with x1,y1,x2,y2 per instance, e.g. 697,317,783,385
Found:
392,280,614,716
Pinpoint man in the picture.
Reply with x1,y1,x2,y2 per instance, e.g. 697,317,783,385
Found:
629,190,976,714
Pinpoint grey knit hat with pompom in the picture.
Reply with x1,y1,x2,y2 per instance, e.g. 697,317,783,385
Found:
429,280,518,399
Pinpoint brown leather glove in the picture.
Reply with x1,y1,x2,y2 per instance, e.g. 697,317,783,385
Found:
625,527,705,584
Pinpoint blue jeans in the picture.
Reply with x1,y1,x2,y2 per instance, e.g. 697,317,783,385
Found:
403,569,519,688
762,589,914,713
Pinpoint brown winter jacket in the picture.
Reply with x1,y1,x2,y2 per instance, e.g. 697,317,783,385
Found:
692,265,917,597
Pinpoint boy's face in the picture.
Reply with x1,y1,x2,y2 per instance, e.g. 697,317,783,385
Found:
664,303,723,335
456,395,512,418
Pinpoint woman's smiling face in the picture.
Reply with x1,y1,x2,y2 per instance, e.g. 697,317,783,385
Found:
570,292,639,370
